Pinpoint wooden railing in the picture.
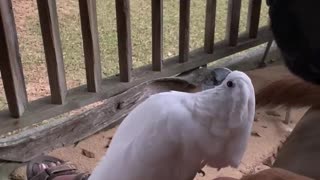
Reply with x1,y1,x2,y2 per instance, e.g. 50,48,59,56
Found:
0,0,271,135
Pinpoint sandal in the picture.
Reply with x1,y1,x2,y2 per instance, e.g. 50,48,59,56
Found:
27,155,90,180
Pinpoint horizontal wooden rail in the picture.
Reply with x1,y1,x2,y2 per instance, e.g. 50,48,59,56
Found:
0,0,28,118
37,0,67,104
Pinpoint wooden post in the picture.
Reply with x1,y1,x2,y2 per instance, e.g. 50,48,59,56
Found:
79,0,102,92
151,0,163,71
247,0,262,38
36,0,67,104
204,0,217,54
0,0,28,118
226,0,242,46
115,0,132,82
179,0,191,63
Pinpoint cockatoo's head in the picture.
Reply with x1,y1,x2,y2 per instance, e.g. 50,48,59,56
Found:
222,71,255,129
199,70,255,134
202,68,232,90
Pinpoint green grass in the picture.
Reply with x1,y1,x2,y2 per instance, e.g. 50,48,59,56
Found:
2,0,270,108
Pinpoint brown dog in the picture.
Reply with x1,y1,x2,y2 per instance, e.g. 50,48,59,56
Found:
254,75,320,179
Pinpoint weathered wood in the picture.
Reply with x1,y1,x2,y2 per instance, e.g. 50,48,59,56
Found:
179,0,191,63
152,0,163,71
0,0,27,118
0,40,277,162
226,0,242,46
115,0,132,82
247,0,262,38
0,66,228,162
37,0,67,104
0,73,201,162
79,0,102,92
204,0,217,54
0,27,272,141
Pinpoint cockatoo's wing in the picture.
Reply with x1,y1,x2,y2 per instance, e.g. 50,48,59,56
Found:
89,91,200,180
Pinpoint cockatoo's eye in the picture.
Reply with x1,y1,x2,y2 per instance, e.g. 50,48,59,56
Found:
227,81,234,88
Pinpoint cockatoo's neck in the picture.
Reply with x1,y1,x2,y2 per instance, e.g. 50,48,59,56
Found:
192,88,229,130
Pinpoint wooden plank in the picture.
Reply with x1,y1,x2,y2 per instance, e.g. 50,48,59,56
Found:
36,0,67,104
0,27,272,136
115,0,132,82
247,0,262,38
0,31,274,162
226,0,242,46
204,0,217,54
0,0,27,118
151,0,163,71
79,0,102,92
179,0,191,63
0,70,207,161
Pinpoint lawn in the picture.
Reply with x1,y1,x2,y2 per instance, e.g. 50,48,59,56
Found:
0,0,269,109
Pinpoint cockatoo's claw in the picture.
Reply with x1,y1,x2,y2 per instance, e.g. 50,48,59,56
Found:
197,169,206,177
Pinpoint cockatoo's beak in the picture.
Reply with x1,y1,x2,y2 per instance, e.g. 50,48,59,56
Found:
211,67,232,86
201,67,232,90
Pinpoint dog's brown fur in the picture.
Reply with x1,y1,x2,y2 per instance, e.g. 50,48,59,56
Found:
256,75,320,108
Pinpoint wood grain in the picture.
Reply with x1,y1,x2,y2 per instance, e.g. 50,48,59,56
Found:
0,0,27,118
79,0,102,92
37,0,67,104
115,0,133,82
204,0,217,54
152,0,163,71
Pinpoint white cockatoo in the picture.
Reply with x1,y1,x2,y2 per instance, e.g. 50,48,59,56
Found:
89,69,256,180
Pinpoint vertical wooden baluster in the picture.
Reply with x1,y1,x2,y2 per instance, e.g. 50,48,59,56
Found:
0,0,28,118
204,0,217,54
179,0,191,63
152,0,163,71
247,0,262,38
37,0,67,104
226,0,242,46
115,0,132,82
79,0,102,92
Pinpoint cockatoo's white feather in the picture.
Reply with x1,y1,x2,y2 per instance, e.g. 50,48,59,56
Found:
89,71,255,180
